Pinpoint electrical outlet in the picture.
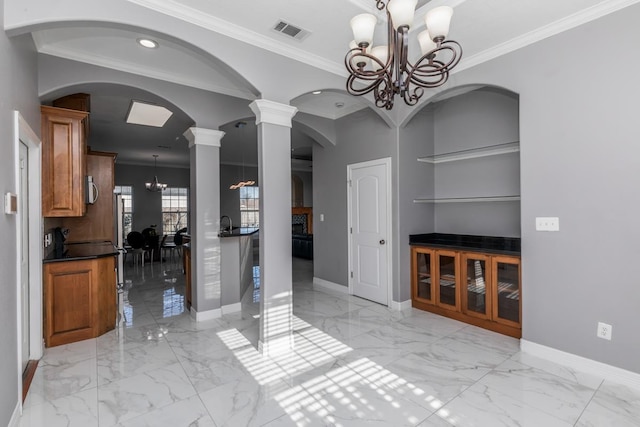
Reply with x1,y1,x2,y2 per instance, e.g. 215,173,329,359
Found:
43,232,53,248
597,322,612,340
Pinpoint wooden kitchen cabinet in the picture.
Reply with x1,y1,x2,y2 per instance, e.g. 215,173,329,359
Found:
41,106,89,217
411,246,521,338
44,256,116,347
62,150,117,242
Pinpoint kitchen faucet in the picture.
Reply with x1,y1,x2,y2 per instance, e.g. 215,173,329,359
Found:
220,215,232,233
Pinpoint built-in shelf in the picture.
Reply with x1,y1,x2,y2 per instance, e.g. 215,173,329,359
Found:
413,195,521,204
417,141,520,164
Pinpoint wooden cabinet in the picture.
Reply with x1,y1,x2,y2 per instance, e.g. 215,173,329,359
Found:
41,106,89,217
411,246,521,338
62,151,116,242
44,256,116,347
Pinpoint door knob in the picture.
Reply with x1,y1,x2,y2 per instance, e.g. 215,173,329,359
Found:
379,239,386,245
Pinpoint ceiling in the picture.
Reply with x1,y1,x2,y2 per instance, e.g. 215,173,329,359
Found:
33,0,625,167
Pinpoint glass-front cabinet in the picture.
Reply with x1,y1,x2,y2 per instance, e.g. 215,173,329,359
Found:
492,256,521,327
435,250,459,311
410,245,522,338
461,253,491,320
411,247,434,304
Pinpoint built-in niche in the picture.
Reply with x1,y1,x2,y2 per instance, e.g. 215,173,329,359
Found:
414,87,521,237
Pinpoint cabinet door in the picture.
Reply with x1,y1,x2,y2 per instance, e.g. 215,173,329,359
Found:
41,106,89,217
62,151,116,242
492,256,521,327
411,247,434,304
461,253,492,319
96,256,117,336
44,260,97,347
435,250,460,311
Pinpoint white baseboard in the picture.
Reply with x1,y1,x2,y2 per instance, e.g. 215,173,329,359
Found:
313,277,348,294
389,299,412,311
9,400,20,427
221,302,242,315
521,340,640,390
191,307,222,322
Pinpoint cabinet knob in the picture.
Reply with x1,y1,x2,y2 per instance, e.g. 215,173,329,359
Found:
379,239,386,245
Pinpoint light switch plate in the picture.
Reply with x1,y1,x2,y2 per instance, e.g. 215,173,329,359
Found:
4,192,17,214
536,217,559,231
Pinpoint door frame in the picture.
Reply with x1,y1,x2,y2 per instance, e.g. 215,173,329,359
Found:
14,111,43,409
347,157,393,307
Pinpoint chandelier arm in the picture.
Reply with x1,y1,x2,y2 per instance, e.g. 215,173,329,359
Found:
346,68,394,99
375,0,386,11
412,42,462,77
345,48,391,78
407,60,449,88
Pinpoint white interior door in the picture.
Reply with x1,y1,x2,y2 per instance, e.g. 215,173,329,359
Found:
19,141,30,371
348,158,391,305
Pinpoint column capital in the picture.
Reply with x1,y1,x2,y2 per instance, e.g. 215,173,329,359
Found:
184,127,225,148
249,100,298,128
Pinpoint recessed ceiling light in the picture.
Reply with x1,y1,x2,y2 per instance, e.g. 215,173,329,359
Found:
335,102,345,108
126,101,173,127
312,90,322,95
137,38,158,49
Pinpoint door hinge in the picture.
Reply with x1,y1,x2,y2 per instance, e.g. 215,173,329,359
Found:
20,160,25,170
350,271,353,278
348,180,352,187
350,227,352,234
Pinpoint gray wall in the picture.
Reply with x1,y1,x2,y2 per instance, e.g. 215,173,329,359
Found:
313,109,395,288
396,108,435,302
432,89,520,237
0,1,40,422
415,6,640,373
115,163,190,236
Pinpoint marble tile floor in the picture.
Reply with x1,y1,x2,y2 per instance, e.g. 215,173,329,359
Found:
19,258,640,427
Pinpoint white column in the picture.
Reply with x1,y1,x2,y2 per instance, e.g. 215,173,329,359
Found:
249,100,298,356
184,127,225,321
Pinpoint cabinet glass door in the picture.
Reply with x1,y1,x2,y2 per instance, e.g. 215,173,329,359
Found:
493,256,521,326
462,254,491,319
412,249,434,303
436,251,459,310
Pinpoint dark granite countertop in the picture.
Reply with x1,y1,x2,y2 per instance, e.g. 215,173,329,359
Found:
44,241,118,263
409,233,520,256
219,227,259,238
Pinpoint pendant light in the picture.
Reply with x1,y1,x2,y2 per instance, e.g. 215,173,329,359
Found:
145,154,167,192
230,121,256,190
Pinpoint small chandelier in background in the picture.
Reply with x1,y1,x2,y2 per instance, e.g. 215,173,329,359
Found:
346,0,462,110
145,154,167,192
229,121,256,190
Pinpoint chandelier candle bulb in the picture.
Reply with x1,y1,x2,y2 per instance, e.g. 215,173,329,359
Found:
387,0,418,29
350,13,377,46
425,6,454,39
371,45,389,70
418,30,437,55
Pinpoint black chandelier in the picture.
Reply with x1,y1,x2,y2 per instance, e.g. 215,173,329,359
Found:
345,0,462,110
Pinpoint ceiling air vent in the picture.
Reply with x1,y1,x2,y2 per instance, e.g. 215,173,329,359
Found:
272,20,310,41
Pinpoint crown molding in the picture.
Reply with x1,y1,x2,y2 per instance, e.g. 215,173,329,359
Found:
455,0,640,74
126,0,347,77
33,32,256,100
